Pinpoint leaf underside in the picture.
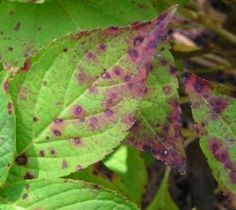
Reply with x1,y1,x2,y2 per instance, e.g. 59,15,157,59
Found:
184,72,236,205
0,179,139,210
7,7,177,183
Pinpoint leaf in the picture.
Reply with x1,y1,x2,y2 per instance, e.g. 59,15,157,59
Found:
0,0,159,68
147,167,179,210
151,0,189,13
0,69,15,186
184,72,236,205
126,45,186,172
5,0,46,3
7,6,177,183
103,145,147,205
68,145,147,206
0,179,139,210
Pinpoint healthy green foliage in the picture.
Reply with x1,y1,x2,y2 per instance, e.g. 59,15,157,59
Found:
0,179,139,210
0,0,158,67
184,72,236,202
0,70,15,186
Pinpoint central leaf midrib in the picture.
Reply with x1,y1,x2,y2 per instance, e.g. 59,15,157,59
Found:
18,31,130,156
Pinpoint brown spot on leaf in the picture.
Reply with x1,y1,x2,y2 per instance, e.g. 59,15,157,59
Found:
14,22,21,31
50,149,56,156
73,137,82,146
133,36,144,47
8,47,13,51
210,98,228,115
62,160,68,169
53,129,62,136
39,150,45,157
99,43,107,50
86,52,96,60
7,102,13,115
3,79,9,93
25,184,30,190
163,85,172,95
72,104,86,118
33,117,38,122
92,184,101,190
101,70,111,79
15,153,28,166
229,171,236,183
24,172,34,180
22,193,28,200
21,59,31,72
128,48,139,59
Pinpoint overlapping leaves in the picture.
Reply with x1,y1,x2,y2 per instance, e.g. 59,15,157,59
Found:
4,6,178,183
0,0,158,67
68,145,147,206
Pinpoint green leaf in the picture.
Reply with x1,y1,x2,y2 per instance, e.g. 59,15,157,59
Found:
7,7,177,182
0,0,159,68
5,0,46,3
104,145,147,205
151,0,189,13
0,70,15,186
147,167,179,210
126,45,185,172
0,179,139,210
184,72,236,204
68,145,147,206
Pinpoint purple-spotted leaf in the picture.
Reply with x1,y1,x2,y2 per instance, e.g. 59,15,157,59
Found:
7,6,177,182
0,179,139,210
0,0,159,68
184,72,236,205
126,45,185,172
0,70,15,186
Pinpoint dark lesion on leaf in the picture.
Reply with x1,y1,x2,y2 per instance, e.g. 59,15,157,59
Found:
62,160,68,169
22,193,28,200
14,22,21,31
24,172,34,180
15,153,28,166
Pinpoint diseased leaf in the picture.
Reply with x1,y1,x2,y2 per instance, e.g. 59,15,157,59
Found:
126,45,185,172
68,145,147,206
0,0,159,68
184,72,236,205
0,179,139,210
7,7,177,183
147,167,179,210
0,69,15,186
